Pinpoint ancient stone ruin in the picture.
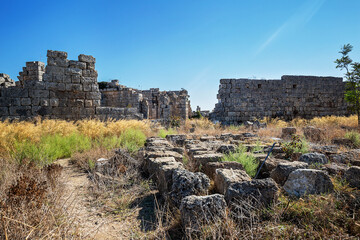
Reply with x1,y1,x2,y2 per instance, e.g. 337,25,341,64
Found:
96,131,351,233
212,75,348,125
0,50,191,121
100,80,191,120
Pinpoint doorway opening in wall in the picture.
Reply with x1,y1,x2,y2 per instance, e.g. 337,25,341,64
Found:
258,84,262,88
293,84,297,89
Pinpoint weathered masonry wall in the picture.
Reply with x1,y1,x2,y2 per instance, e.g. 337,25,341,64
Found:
100,80,191,120
0,50,191,121
212,75,347,124
0,51,101,120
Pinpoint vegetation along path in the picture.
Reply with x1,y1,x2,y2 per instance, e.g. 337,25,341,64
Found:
57,158,133,239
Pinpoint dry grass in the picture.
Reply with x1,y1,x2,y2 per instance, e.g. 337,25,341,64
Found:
1,115,360,239
259,115,359,144
0,118,152,158
0,161,78,239
178,118,247,135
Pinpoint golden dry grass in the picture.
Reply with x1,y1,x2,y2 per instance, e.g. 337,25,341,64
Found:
0,118,152,158
259,115,359,143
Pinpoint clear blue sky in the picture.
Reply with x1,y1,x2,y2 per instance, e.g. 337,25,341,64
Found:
1,0,360,110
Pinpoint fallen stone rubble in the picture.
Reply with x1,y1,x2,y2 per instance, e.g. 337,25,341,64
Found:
93,132,360,232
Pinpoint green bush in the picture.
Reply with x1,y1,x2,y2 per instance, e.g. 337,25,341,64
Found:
158,128,177,138
282,135,309,158
12,133,92,166
344,130,360,147
221,145,259,177
118,128,147,153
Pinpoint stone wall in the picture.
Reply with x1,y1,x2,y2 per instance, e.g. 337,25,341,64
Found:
212,75,348,124
0,50,191,121
0,50,101,120
100,81,191,120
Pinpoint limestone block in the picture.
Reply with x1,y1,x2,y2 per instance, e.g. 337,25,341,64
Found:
169,169,210,206
193,153,224,167
66,84,82,92
215,168,251,194
20,98,31,106
78,54,96,63
9,106,32,116
86,92,101,100
299,153,328,165
180,194,226,233
283,169,334,197
65,68,82,76
225,178,279,208
85,100,93,107
270,161,308,185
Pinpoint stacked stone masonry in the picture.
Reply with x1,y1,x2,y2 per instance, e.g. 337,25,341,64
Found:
212,75,348,125
0,50,190,120
100,80,191,120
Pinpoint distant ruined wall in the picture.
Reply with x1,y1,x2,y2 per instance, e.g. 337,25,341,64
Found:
212,75,348,125
100,81,191,120
0,50,191,121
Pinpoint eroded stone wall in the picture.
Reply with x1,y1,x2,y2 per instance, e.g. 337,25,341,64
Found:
0,50,101,120
100,82,191,120
212,75,347,124
0,50,191,121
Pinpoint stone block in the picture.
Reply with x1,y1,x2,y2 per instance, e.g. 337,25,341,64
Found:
50,98,59,107
20,98,31,106
65,68,82,76
86,92,101,100
203,161,244,180
9,106,32,116
169,169,210,206
0,107,9,116
78,54,96,63
299,153,328,165
66,84,82,92
270,161,308,185
283,169,334,197
180,194,227,233
225,178,279,208
84,100,93,107
215,168,251,194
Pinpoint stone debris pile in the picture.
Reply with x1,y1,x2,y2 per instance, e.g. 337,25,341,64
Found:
91,131,359,233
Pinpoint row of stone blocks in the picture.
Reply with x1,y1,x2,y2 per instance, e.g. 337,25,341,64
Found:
141,132,359,233
141,135,280,232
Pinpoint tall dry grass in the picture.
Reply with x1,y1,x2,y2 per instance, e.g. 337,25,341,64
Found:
0,118,152,160
259,115,359,142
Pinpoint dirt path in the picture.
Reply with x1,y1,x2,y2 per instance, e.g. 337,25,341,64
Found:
56,158,142,239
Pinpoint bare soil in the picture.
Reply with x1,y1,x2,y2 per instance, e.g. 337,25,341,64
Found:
57,158,156,239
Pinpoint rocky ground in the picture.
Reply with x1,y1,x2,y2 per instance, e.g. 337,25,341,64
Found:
62,126,360,239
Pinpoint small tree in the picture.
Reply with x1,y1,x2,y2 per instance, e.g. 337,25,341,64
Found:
335,44,360,126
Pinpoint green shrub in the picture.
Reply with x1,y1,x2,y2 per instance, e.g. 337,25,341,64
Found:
282,135,309,158
344,130,360,147
221,145,259,177
12,133,92,166
118,128,147,153
158,128,177,138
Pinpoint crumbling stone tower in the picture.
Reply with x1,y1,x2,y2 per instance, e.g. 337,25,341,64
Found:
0,50,101,120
